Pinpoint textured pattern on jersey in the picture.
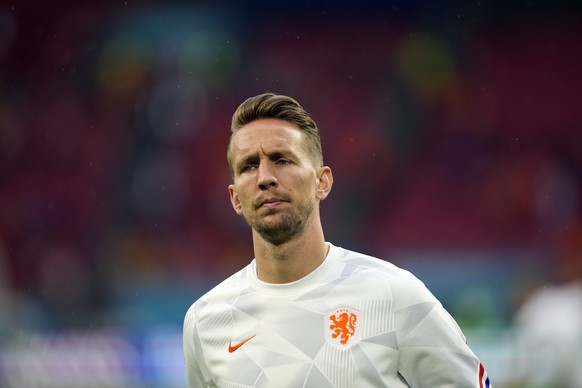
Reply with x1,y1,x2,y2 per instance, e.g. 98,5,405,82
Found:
184,244,491,387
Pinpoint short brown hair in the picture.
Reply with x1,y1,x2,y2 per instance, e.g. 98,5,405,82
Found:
227,93,323,176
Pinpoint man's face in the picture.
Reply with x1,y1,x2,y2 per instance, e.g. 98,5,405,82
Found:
228,118,330,245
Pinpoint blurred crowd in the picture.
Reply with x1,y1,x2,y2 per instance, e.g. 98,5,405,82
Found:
0,1,581,386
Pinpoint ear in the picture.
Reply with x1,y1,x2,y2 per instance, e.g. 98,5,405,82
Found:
228,184,243,215
316,166,333,200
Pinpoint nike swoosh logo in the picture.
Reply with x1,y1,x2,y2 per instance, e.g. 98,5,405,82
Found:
228,335,256,353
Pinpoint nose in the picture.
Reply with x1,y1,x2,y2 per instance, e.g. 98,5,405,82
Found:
257,163,278,191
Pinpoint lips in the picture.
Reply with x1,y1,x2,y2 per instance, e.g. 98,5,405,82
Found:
256,197,286,209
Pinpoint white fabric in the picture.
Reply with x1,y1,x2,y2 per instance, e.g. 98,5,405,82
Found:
513,282,582,387
183,243,489,387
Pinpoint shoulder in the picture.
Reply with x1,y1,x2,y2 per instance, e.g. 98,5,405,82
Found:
184,265,250,327
333,245,438,308
335,246,421,284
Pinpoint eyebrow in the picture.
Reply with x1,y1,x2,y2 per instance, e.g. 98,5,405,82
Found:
234,154,257,169
234,148,296,168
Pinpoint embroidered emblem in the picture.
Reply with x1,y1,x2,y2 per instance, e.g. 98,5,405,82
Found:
327,307,359,346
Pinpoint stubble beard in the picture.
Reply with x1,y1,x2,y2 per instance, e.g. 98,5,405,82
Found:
246,201,315,246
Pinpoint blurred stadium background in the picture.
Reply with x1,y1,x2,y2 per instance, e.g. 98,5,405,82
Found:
1,0,581,386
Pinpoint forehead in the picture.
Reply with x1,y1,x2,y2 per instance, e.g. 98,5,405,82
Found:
230,118,306,159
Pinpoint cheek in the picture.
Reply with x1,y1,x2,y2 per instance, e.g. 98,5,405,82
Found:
297,181,318,199
235,187,249,204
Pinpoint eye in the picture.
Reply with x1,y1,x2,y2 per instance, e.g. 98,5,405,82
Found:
275,159,290,166
239,163,256,174
238,162,257,174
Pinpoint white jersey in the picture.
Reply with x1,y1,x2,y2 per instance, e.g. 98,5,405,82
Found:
183,243,491,387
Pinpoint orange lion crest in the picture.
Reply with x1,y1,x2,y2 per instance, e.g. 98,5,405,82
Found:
328,308,358,345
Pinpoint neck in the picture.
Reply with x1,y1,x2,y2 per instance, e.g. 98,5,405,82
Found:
252,218,328,284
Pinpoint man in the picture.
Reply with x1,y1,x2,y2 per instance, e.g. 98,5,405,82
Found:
183,92,491,387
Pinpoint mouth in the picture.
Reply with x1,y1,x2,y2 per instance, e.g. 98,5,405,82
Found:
257,197,286,209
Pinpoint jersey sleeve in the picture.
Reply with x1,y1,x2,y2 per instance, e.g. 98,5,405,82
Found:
183,304,212,388
392,270,491,387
